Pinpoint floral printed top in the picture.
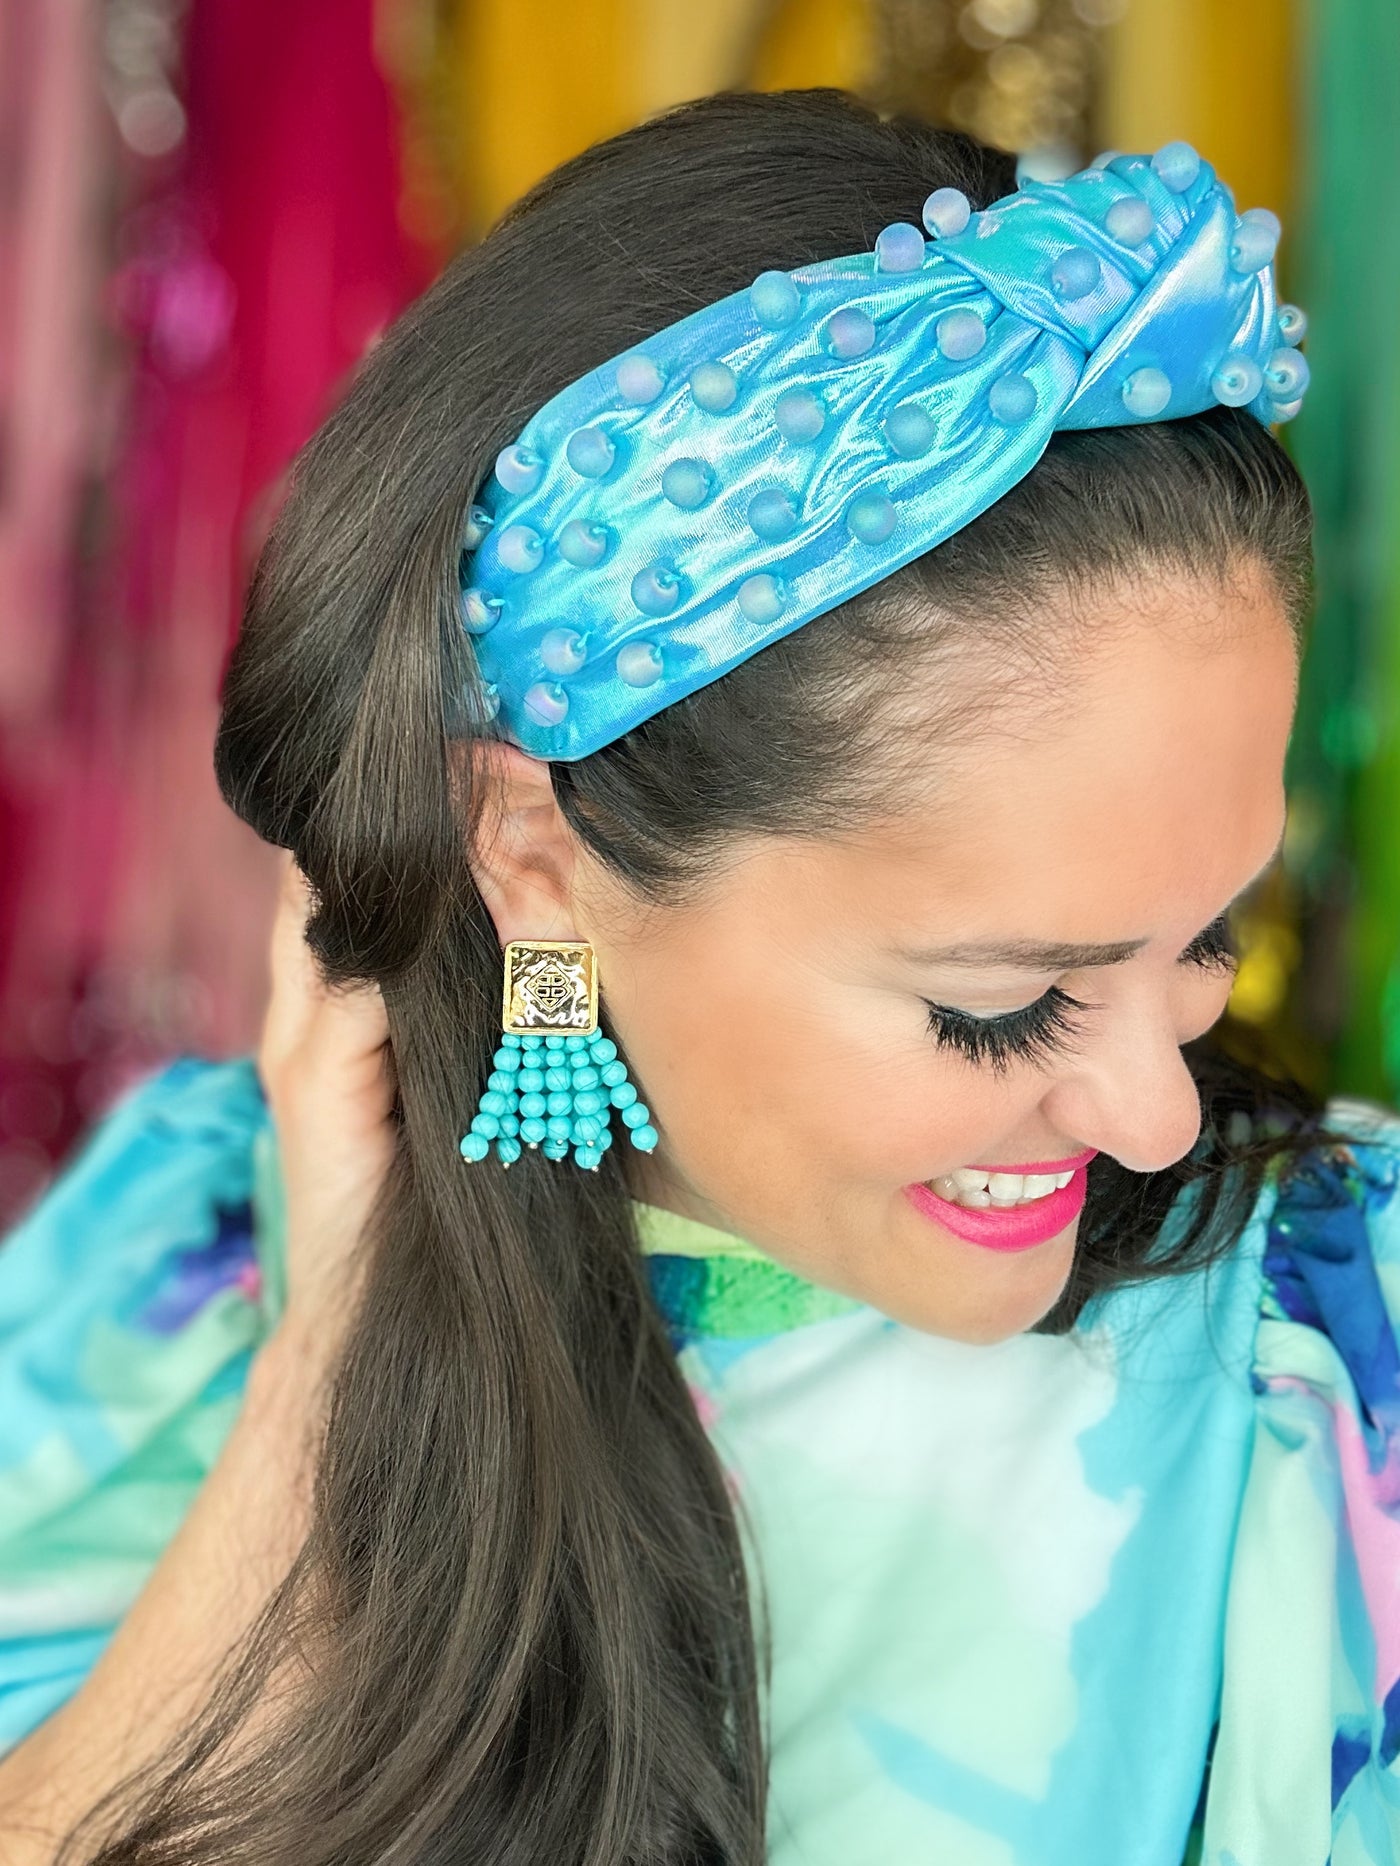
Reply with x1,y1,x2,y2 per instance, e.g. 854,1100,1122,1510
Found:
1,1056,1399,1865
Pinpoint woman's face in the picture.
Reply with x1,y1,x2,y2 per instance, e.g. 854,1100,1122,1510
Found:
551,565,1299,1343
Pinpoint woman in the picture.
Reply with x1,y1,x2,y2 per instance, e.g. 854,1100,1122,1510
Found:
0,86,1397,1866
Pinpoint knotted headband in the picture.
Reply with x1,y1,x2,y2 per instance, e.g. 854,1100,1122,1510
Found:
459,141,1310,762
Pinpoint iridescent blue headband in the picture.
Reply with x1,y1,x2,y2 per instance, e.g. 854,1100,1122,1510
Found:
458,141,1309,762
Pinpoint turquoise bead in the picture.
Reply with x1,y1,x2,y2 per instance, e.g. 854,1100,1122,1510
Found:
544,1067,570,1091
518,1068,546,1092
519,1092,547,1118
479,1091,508,1117
599,1060,628,1087
521,1034,544,1049
546,1091,573,1115
573,1116,602,1144
630,1124,659,1152
546,1117,572,1140
590,1037,618,1063
610,1082,639,1109
459,1133,490,1162
575,1145,605,1170
493,1048,521,1071
520,1117,548,1144
620,1102,650,1130
597,1127,614,1149
545,1035,566,1049
543,1138,570,1160
485,1072,512,1094
572,1065,601,1090
573,1090,606,1115
470,1113,501,1138
500,1033,522,1048
495,1136,522,1165
499,1113,520,1137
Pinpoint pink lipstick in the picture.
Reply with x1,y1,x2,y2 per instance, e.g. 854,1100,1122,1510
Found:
902,1148,1098,1253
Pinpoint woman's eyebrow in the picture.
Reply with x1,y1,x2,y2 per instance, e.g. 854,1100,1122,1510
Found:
890,823,1287,973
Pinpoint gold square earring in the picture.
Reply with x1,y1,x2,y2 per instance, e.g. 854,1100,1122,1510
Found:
459,939,658,1171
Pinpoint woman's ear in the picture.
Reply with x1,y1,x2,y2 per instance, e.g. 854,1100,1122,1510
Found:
450,738,580,947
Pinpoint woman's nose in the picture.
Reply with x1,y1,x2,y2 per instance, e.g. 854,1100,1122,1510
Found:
1041,996,1206,1176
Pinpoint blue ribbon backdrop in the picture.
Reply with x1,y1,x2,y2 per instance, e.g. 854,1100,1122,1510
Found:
459,143,1309,762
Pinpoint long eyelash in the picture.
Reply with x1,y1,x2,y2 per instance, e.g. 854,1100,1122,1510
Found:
922,910,1243,1076
922,987,1098,1079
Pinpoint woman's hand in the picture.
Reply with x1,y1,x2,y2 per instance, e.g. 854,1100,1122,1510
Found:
256,851,396,1354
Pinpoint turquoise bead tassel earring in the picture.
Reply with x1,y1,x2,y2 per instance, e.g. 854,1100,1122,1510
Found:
459,938,658,1172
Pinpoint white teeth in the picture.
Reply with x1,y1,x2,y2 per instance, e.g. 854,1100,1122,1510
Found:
928,1166,1076,1210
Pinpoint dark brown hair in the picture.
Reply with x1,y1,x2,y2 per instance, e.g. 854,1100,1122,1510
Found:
67,87,1351,1865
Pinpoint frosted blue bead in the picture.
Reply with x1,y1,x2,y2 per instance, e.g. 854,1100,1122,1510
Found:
988,372,1037,423
936,307,986,360
823,307,876,359
470,1112,500,1138
566,427,616,478
690,360,738,413
632,563,682,616
520,1116,548,1144
557,519,611,567
543,1066,570,1091
545,1091,573,1115
494,443,543,495
774,387,825,444
1270,396,1304,423
610,1081,639,1109
846,492,897,544
572,1065,601,1090
616,641,664,687
1230,208,1280,273
1265,347,1309,398
738,573,785,624
459,1132,490,1162
496,524,543,574
519,1092,547,1118
590,1036,618,1063
1211,352,1264,407
616,354,665,403
922,187,971,238
517,1067,545,1092
1050,246,1101,301
475,681,501,721
599,1059,628,1087
661,458,715,509
460,588,502,635
493,1047,521,1071
1121,366,1171,417
630,1124,659,1152
545,1116,572,1141
461,504,493,552
750,269,801,329
883,402,935,458
543,1137,570,1159
875,222,926,272
495,1135,522,1165
479,1090,508,1116
1278,303,1308,345
539,627,589,677
620,1102,651,1130
748,488,798,541
522,681,569,727
1105,197,1153,245
1151,141,1201,192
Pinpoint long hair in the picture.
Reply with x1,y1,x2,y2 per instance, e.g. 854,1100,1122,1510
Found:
65,87,1354,1864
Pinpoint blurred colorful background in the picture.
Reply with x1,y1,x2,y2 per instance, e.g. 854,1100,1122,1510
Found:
1,0,1397,1223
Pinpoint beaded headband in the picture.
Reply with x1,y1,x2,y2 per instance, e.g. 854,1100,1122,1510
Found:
458,141,1309,763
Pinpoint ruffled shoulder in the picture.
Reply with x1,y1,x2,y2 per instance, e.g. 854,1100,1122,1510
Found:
1201,1094,1400,1864
0,1054,276,1757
